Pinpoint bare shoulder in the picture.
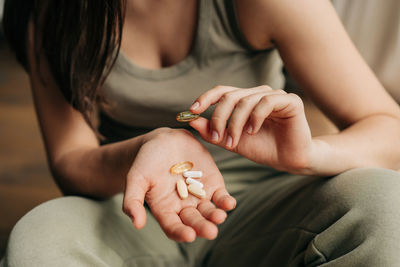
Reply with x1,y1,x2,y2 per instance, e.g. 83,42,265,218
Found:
235,0,336,48
234,0,274,50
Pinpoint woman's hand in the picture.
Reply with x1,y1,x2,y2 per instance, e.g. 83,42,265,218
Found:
122,128,236,242
189,85,315,174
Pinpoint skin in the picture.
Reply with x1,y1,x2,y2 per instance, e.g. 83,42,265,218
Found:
123,128,235,242
187,0,400,176
27,0,400,242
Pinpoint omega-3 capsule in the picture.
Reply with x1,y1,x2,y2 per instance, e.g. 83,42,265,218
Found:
176,111,200,122
177,180,189,199
188,184,206,199
170,161,194,174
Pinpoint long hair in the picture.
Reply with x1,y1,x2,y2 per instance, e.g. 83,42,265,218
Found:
2,0,125,130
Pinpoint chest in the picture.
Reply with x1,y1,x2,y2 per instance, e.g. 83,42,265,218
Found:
120,0,273,70
101,0,284,129
121,1,198,69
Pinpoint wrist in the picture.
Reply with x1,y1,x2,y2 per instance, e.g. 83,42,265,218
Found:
298,137,361,176
301,139,333,176
54,135,146,198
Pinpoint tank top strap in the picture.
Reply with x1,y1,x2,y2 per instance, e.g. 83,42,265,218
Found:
224,0,273,52
192,0,212,66
205,0,274,57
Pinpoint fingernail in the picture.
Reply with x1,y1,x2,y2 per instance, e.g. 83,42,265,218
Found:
247,125,253,134
226,136,233,148
211,131,219,142
191,101,200,110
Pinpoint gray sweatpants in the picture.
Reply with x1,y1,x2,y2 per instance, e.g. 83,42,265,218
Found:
3,167,400,266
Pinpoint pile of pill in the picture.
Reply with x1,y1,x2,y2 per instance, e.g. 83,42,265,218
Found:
170,161,205,199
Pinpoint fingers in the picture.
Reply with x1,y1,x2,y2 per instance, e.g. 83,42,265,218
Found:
123,171,148,229
190,87,303,150
156,211,197,242
196,87,270,144
189,117,211,142
212,188,236,211
249,93,303,134
221,89,288,147
190,85,237,114
226,92,267,148
207,89,262,144
180,207,218,240
197,201,227,225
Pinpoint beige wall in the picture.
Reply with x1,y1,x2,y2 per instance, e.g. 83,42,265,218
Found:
333,0,400,102
299,0,400,136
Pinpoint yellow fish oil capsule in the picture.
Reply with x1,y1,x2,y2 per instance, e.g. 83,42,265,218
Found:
170,161,194,174
176,111,200,122
188,184,206,199
176,180,189,199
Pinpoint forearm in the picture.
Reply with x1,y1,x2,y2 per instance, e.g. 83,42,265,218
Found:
307,114,400,176
51,135,144,199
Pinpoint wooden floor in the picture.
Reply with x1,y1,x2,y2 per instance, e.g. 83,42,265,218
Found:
0,43,61,258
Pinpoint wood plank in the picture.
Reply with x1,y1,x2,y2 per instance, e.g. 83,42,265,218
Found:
0,44,61,258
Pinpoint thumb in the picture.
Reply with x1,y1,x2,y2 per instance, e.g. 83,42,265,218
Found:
123,170,148,229
189,117,212,142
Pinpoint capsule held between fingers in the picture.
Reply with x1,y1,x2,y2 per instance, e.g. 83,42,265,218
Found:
176,111,200,122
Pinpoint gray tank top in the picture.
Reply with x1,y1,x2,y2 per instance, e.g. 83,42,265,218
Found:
99,0,284,165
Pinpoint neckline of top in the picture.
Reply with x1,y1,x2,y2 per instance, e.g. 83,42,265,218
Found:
117,0,211,81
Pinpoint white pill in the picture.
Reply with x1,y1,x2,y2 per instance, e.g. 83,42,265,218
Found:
176,180,188,199
186,177,204,188
188,184,206,199
183,171,202,178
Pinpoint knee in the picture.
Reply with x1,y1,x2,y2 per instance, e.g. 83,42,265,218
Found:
4,196,99,266
322,168,400,225
332,167,400,206
307,169,400,265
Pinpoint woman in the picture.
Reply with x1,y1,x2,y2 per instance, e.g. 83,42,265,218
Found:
2,0,400,266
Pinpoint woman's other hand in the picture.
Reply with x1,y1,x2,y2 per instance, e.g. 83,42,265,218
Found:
122,128,236,242
189,85,315,174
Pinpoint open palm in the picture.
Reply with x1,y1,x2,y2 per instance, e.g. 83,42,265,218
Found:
122,128,236,242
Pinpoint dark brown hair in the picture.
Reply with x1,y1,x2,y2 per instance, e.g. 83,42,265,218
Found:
2,0,125,129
